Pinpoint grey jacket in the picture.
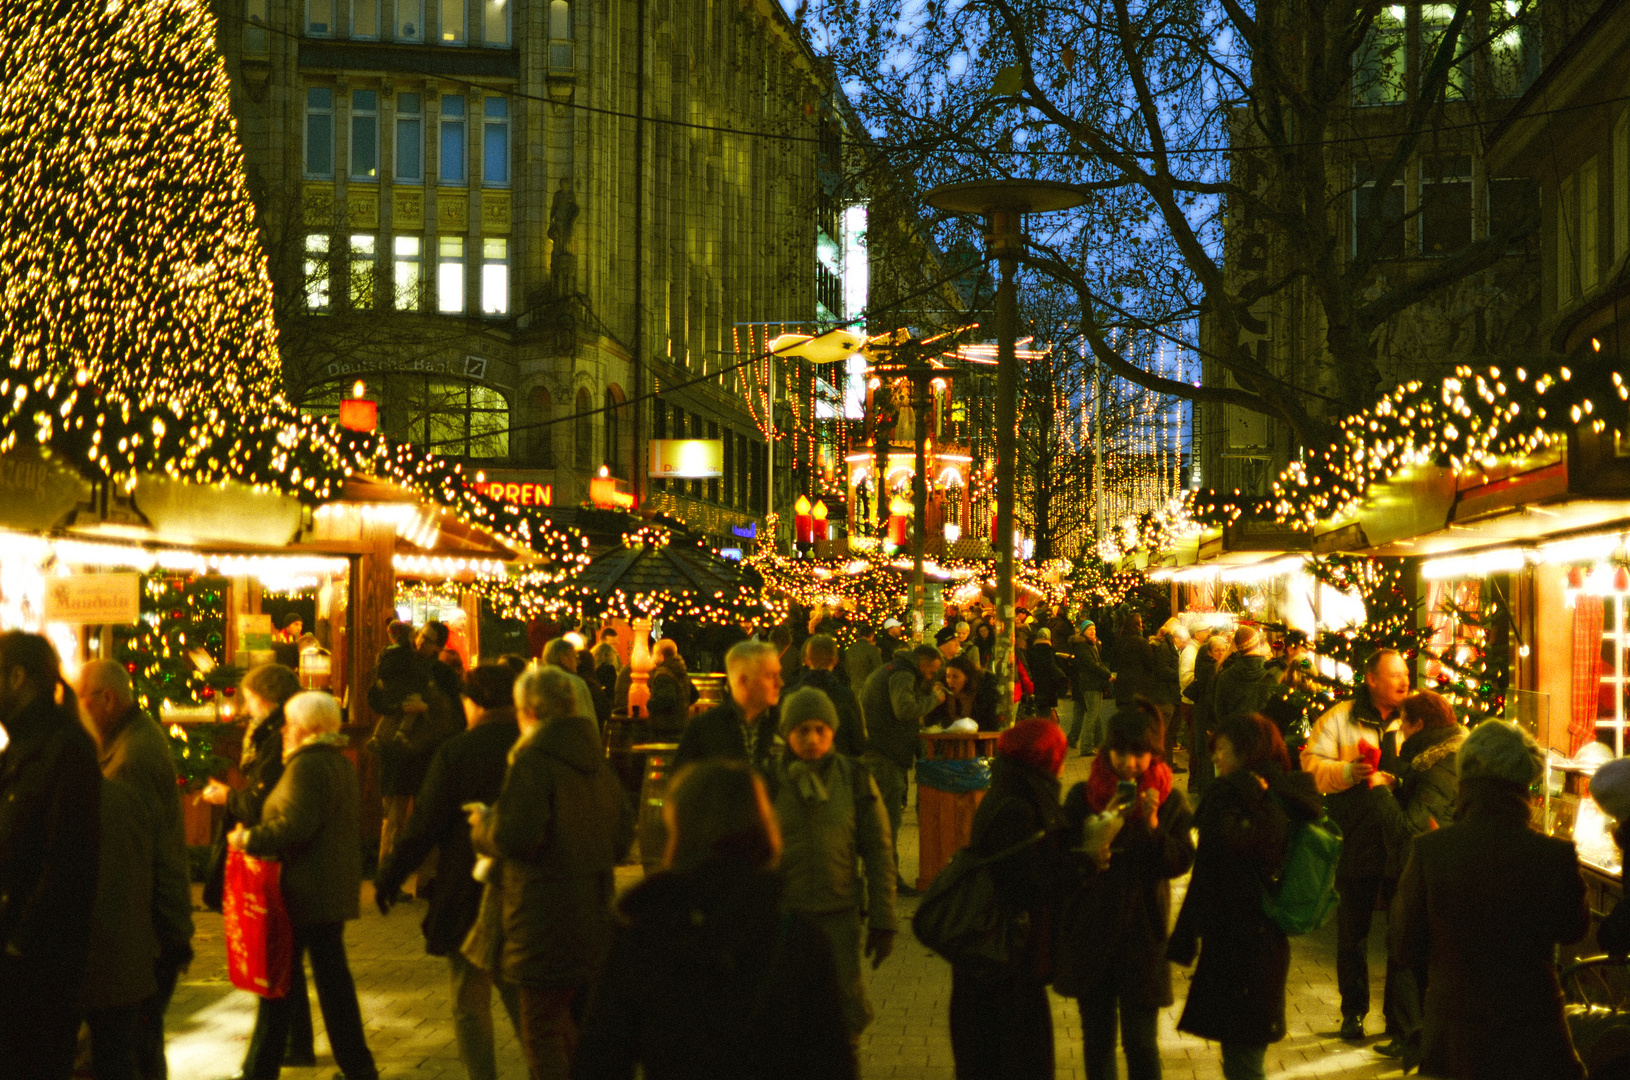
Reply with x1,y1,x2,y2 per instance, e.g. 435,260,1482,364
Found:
99,707,194,954
769,752,897,931
243,737,363,926
860,652,940,770
84,778,160,1010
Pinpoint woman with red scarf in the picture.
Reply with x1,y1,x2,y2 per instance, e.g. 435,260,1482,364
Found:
1056,700,1194,1080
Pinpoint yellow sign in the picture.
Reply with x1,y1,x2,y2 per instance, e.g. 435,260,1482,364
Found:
648,439,724,479
43,573,140,625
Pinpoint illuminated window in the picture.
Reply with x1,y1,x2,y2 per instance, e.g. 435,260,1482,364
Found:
306,376,509,459
481,238,508,315
395,0,422,40
1419,5,1473,102
395,93,422,182
351,0,378,38
244,0,270,55
349,90,378,180
304,234,331,311
483,97,509,186
393,235,422,309
440,0,465,43
575,387,593,469
306,0,334,35
1353,6,1405,106
439,94,466,184
483,0,509,45
438,236,465,314
349,234,376,309
549,0,571,68
1490,1,1540,99
304,87,334,179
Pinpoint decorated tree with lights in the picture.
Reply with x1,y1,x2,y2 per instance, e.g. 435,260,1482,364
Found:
1421,581,1511,723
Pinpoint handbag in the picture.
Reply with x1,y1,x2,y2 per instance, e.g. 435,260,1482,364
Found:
912,830,1046,968
223,849,295,998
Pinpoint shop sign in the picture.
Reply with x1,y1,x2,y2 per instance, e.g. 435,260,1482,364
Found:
731,522,758,539
43,573,140,625
0,450,89,532
648,439,724,479
472,480,553,507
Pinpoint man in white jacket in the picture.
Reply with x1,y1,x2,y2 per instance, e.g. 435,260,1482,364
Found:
1301,649,1411,1043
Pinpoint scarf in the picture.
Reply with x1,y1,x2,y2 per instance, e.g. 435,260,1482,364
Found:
1084,749,1174,813
786,754,834,804
282,730,349,763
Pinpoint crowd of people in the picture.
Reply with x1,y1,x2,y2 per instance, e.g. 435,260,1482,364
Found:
0,595,1623,1080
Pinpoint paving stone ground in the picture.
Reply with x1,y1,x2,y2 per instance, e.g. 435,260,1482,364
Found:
167,751,1403,1079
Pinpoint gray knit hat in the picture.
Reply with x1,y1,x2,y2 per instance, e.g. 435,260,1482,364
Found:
1457,719,1543,789
1591,758,1630,823
778,686,839,739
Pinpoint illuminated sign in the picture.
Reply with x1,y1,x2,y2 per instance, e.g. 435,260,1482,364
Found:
648,439,724,479
44,573,140,625
472,480,553,507
589,476,636,510
731,522,758,539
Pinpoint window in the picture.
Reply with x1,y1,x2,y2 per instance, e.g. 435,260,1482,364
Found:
605,388,622,477
1581,156,1600,294
440,94,466,184
395,93,423,182
349,234,376,308
1560,171,1579,305
304,234,331,310
438,236,465,313
245,0,270,55
1490,1,1541,99
1419,5,1473,102
1353,5,1405,106
306,376,509,458
350,90,378,180
529,387,554,466
1420,156,1471,256
575,388,593,470
1615,111,1629,264
304,87,334,178
1353,162,1405,260
483,0,509,45
440,0,465,43
549,0,571,68
306,0,334,35
483,97,509,186
481,238,508,314
393,235,422,308
395,0,422,40
351,0,378,37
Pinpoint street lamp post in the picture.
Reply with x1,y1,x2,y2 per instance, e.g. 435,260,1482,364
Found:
924,180,1084,726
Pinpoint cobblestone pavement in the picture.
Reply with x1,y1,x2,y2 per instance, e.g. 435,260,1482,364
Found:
168,751,1404,1079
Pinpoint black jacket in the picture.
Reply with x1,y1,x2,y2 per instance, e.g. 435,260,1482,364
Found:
573,862,857,1080
785,667,868,758
1073,637,1113,696
204,705,291,911
672,699,775,773
1189,652,1220,736
377,711,520,955
1147,639,1182,706
1057,784,1194,1007
1109,631,1156,705
1026,642,1067,710
1371,724,1466,881
967,756,1068,977
0,696,101,986
1170,764,1322,1046
1212,654,1278,724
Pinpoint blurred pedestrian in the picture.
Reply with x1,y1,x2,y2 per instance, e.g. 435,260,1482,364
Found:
1169,713,1322,1080
673,640,782,772
1150,622,1186,770
1060,703,1194,1080
227,691,377,1080
1212,625,1276,725
930,654,1000,732
1391,720,1587,1080
376,665,523,1080
1109,613,1155,717
1027,627,1067,723
949,719,1070,1080
861,644,944,894
574,760,856,1079
1187,635,1229,796
1071,620,1113,753
464,666,633,1080
787,634,868,756
0,632,101,1080
367,631,462,878
845,622,884,691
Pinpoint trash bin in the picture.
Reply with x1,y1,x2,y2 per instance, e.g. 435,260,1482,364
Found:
915,731,1000,891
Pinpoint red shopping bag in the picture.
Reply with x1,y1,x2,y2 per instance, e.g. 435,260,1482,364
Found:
223,850,294,998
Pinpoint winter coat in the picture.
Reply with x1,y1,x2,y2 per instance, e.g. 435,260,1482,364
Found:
768,752,896,929
1189,652,1220,739
1147,639,1182,706
1212,654,1278,724
1109,630,1156,705
376,710,520,955
465,713,634,988
1057,783,1194,1007
1170,764,1323,1045
368,662,462,798
1073,637,1113,696
786,667,869,757
1026,641,1067,711
243,737,363,926
861,653,941,771
1301,686,1402,879
98,706,193,957
1371,724,1466,880
929,674,1001,732
845,638,884,693
0,696,101,982
967,755,1068,978
573,861,857,1080
228,706,289,827
672,698,776,773
1391,798,1588,1080
83,778,160,1010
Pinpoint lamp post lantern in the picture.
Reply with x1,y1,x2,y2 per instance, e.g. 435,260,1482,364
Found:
924,179,1084,726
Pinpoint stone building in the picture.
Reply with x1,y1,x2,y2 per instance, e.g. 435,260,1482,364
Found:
215,0,867,546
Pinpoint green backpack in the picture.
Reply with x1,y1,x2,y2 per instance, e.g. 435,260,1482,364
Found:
1262,811,1343,936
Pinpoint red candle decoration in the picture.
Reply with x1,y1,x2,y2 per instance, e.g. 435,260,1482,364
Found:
338,381,377,432
811,500,829,541
794,495,813,545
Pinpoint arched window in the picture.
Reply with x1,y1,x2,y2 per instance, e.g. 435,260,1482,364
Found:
575,387,593,470
303,374,509,459
605,385,628,478
529,387,553,467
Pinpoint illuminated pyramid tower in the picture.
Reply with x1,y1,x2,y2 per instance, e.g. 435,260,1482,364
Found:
0,0,288,473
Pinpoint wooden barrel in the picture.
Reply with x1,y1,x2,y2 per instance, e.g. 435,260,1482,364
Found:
632,742,681,876
691,673,728,711
603,712,652,798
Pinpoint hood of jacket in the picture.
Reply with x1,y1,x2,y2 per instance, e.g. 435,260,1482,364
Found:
523,711,603,774
1402,724,1467,773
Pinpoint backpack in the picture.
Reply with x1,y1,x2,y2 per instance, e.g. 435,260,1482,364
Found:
1262,810,1343,936
912,830,1045,968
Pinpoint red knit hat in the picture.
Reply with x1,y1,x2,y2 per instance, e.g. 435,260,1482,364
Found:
997,719,1069,777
